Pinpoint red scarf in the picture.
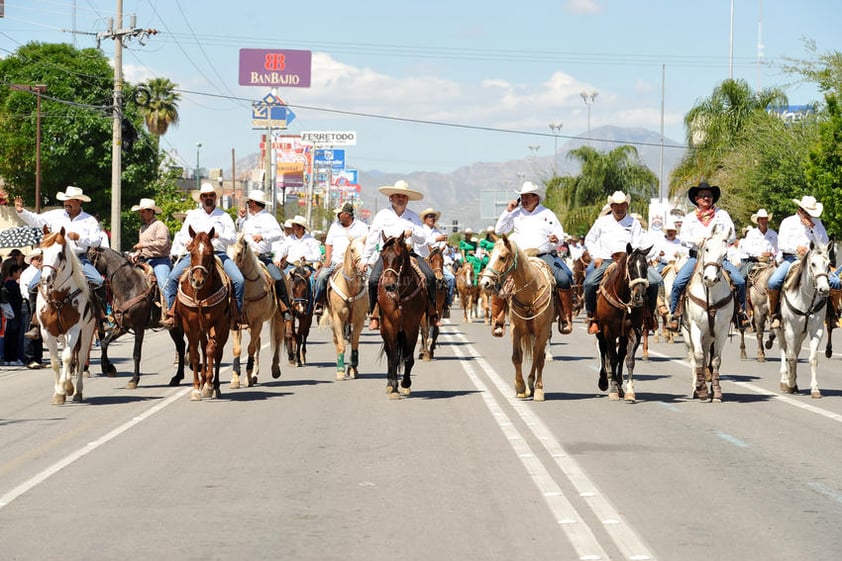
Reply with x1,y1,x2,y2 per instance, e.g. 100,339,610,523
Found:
696,207,716,226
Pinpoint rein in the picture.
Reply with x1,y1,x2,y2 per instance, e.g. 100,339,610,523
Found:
784,262,828,335
688,256,733,336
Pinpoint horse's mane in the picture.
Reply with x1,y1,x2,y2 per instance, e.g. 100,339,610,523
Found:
41,230,89,293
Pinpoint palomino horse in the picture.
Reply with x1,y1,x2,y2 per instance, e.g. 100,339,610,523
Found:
653,255,686,344
681,224,734,402
592,244,651,402
377,233,428,399
88,246,186,388
227,233,284,387
479,235,554,401
37,227,97,405
175,226,231,400
775,243,831,398
419,245,447,360
455,263,479,322
743,262,776,362
322,237,368,379
286,262,314,367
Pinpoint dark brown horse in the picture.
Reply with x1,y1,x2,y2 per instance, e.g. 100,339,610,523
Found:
285,262,314,367
593,244,651,402
419,246,447,360
88,247,186,389
378,233,428,399
175,226,231,400
571,250,591,317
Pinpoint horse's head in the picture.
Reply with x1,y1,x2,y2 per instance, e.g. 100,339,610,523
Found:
228,231,248,265
380,234,409,293
289,265,312,313
39,227,73,292
804,242,831,297
428,246,444,280
479,234,514,293
626,243,651,307
698,225,730,287
186,226,215,290
344,236,366,276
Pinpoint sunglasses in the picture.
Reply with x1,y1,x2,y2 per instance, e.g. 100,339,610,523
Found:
696,193,713,199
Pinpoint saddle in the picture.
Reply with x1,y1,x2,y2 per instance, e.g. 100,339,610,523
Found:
783,261,802,292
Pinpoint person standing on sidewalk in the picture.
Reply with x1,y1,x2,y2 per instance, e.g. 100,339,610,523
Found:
20,249,43,368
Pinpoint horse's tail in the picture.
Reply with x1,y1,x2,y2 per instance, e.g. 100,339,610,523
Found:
379,331,409,374
319,306,332,329
520,333,534,362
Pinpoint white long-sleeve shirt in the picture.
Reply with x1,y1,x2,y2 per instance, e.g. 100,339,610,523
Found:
324,219,369,266
363,206,425,264
584,213,643,260
494,204,566,254
776,214,828,258
238,208,284,255
679,208,736,250
17,207,102,255
277,233,322,264
416,223,448,258
173,206,237,254
742,227,778,258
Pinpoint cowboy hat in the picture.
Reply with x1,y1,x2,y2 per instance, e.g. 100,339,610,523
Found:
464,227,473,235
792,195,823,217
24,248,42,265
420,207,441,221
290,215,309,230
750,208,773,223
687,180,721,206
517,181,544,199
283,219,294,229
337,202,355,215
664,217,678,231
191,182,223,202
130,198,162,214
377,179,423,201
56,185,91,202
607,191,631,205
246,189,268,205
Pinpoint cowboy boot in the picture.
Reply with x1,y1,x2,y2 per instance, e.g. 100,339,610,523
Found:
24,319,41,340
557,288,573,335
368,304,380,330
768,288,781,329
159,302,177,329
491,294,506,337
587,316,599,335
668,298,684,332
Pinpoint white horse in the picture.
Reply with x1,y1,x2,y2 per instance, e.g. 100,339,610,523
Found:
681,224,734,403
36,227,97,405
774,243,831,398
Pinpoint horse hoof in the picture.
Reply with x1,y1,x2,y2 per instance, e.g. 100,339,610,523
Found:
780,382,798,393
608,392,620,401
127,380,138,390
385,385,395,394
271,367,281,379
533,389,545,402
399,387,411,396
230,376,241,389
83,370,91,378
168,376,183,387
347,367,358,379
52,394,66,405
190,390,202,401
812,390,822,399
388,392,402,400
765,339,774,350
249,376,258,387
336,371,346,381
516,391,528,399
106,365,117,377
598,376,608,392
826,349,833,359
72,393,83,403
756,354,766,363
624,393,636,403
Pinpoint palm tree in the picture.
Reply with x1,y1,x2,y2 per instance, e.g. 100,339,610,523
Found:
137,77,180,154
547,144,658,236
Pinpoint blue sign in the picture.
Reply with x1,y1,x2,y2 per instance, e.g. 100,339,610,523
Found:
314,148,345,170
251,92,294,129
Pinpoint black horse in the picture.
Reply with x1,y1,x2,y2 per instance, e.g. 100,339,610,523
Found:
88,247,185,388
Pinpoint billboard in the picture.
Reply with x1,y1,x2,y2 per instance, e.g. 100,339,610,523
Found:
239,49,312,87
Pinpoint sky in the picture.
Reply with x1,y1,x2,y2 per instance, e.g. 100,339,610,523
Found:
1,0,839,179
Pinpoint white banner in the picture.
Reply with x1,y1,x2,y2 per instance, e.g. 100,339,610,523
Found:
299,131,357,146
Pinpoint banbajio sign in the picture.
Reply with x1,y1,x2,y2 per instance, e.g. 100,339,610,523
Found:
239,49,312,87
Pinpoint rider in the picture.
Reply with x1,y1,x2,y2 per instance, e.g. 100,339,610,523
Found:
739,208,778,280
128,198,172,305
417,207,455,319
655,217,688,273
276,215,322,275
767,196,840,329
160,183,245,328
313,201,369,312
494,180,574,336
667,180,750,332
361,179,440,331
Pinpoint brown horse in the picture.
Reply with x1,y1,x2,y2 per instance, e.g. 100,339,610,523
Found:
593,244,651,402
744,262,776,362
479,235,554,401
377,233,428,399
175,226,231,400
571,250,591,317
455,263,480,322
286,262,314,367
227,233,284,387
322,237,368,379
419,246,447,360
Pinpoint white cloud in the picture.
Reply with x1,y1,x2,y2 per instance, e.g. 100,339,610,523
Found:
565,0,602,15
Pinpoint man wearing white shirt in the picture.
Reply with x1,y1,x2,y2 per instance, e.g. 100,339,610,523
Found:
418,207,455,318
276,215,322,272
361,180,439,330
313,202,369,310
161,183,245,328
655,219,688,272
739,208,778,279
494,181,574,336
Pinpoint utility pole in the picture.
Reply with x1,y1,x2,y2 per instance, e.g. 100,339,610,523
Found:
97,0,157,252
10,84,46,212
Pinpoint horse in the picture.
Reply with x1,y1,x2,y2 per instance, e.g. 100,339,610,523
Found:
227,233,284,387
419,245,447,360
592,244,652,402
680,224,734,402
88,246,186,389
571,250,591,317
455,263,479,322
774,243,831,398
824,288,842,358
321,237,368,379
175,226,231,401
36,227,97,405
742,261,776,362
286,261,314,367
479,235,554,401
653,255,685,344
377,233,428,399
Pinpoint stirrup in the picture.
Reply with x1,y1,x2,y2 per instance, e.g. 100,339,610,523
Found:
667,314,681,332
587,318,599,335
368,317,380,330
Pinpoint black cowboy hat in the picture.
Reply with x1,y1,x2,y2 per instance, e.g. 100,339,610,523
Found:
687,180,721,206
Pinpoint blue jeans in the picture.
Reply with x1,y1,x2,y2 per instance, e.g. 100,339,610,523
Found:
164,252,244,311
771,256,842,290
148,257,171,292
443,268,455,308
583,260,661,316
670,257,746,313
538,253,572,289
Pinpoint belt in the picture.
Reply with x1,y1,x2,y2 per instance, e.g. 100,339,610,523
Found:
536,250,558,258
782,252,796,259
689,249,698,259
744,256,758,263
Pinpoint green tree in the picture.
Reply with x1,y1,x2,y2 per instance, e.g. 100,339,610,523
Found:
805,94,842,238
546,145,657,236
136,77,180,154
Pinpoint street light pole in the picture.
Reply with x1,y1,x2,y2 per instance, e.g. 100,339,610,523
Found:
580,91,598,145
548,121,563,174
11,84,46,212
195,142,202,189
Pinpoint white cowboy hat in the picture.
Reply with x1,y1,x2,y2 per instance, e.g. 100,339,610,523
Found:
750,208,773,223
191,182,223,202
283,219,293,229
517,181,544,199
486,226,494,233
246,189,268,205
607,191,630,205
664,218,678,231
464,227,473,235
56,185,91,202
24,248,42,265
377,179,424,201
290,215,309,230
420,207,441,221
130,198,162,214
792,195,823,217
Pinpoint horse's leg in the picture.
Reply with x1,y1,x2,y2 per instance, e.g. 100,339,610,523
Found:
212,333,224,400
609,335,626,401
596,333,609,392
127,328,144,390
755,313,766,362
384,336,400,398
689,329,709,400
419,316,430,361
270,312,283,379
533,329,549,402
809,328,823,398
45,335,65,405
98,324,118,377
512,327,528,398
202,336,216,398
624,330,640,402
400,328,418,396
230,327,243,388
188,336,203,400
247,326,261,386
59,334,77,403
333,307,347,380
73,321,97,403
348,308,364,380
825,311,835,359
168,327,186,386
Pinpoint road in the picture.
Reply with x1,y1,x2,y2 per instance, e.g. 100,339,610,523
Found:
1,312,842,561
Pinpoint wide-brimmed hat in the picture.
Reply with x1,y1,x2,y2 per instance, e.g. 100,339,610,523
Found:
378,180,423,201
246,189,268,205
607,191,630,205
420,207,441,221
464,228,473,235
24,248,42,265
792,195,823,217
56,185,91,202
192,182,223,202
283,219,293,229
664,218,678,231
337,202,355,216
517,181,544,199
750,208,773,223
290,215,309,230
486,226,494,233
687,181,721,206
130,198,162,214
